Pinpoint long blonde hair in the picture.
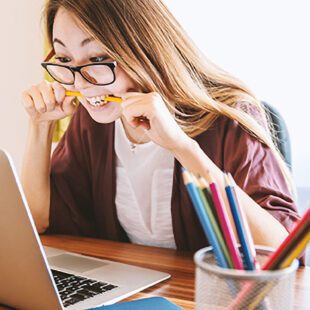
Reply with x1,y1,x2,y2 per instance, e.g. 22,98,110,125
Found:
44,0,293,193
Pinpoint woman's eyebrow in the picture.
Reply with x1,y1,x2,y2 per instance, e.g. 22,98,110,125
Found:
81,37,94,46
53,37,94,47
53,38,66,47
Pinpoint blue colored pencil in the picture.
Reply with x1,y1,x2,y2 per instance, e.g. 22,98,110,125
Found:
226,173,269,309
205,171,244,270
228,173,259,270
181,168,228,268
224,173,254,270
197,176,233,268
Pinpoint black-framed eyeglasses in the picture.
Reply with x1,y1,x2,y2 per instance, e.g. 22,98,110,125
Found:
41,61,117,86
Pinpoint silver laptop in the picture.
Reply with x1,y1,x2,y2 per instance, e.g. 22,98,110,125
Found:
0,149,170,310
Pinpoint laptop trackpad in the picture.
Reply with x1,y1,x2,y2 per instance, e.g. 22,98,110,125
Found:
48,253,108,273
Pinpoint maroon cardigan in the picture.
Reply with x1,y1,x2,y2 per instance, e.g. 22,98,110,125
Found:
47,105,300,251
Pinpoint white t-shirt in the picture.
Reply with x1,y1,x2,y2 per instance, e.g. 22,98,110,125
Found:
114,119,176,249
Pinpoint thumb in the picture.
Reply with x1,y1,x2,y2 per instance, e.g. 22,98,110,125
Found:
62,97,77,115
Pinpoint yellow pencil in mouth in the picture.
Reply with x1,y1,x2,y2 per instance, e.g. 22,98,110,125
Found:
104,95,123,103
65,91,123,103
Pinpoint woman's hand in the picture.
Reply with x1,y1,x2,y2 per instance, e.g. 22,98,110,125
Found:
120,91,192,152
22,80,77,123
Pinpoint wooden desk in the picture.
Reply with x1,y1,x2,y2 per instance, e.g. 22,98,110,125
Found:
41,235,310,310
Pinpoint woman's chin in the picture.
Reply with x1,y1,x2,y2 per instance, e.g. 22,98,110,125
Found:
89,112,119,123
82,100,121,123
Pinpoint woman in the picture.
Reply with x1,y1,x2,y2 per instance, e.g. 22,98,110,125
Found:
21,0,299,251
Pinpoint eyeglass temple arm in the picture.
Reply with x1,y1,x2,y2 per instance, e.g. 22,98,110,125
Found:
44,49,55,62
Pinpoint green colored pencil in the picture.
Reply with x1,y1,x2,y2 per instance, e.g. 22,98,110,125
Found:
192,174,233,268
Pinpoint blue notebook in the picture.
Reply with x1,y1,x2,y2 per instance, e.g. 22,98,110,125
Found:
90,297,183,309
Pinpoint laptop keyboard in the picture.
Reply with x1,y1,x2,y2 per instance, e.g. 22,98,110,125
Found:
51,269,118,308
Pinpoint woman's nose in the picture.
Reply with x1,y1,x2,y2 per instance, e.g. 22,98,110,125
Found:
74,72,91,89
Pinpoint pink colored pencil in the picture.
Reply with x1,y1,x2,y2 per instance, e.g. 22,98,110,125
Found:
227,209,310,310
204,171,243,270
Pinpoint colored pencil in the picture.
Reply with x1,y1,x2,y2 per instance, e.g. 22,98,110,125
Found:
65,90,83,97
65,90,123,103
279,231,310,268
224,173,254,270
181,168,228,268
204,171,244,270
247,282,274,310
195,176,233,268
244,232,309,310
228,210,310,310
262,208,310,270
199,177,219,224
228,173,259,270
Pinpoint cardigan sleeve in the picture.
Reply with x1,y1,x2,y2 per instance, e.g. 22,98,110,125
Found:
221,118,300,233
46,107,97,236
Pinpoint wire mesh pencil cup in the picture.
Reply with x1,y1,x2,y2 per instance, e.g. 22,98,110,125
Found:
194,246,299,310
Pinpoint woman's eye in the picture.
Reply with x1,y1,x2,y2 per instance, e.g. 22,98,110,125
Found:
55,56,71,63
90,56,109,62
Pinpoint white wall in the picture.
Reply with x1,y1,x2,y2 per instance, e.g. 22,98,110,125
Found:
0,1,44,170
0,1,309,207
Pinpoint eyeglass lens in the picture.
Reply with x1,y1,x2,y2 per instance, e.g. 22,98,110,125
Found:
46,64,114,85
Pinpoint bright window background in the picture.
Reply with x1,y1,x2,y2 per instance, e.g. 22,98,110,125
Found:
0,0,309,211
165,0,310,211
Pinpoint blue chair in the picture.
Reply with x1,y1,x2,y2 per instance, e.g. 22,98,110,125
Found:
262,102,310,265
261,102,292,170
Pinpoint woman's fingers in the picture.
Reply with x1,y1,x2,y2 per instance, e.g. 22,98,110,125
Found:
39,81,56,112
120,93,156,129
52,81,66,104
121,92,159,125
22,91,37,117
122,101,147,124
22,80,76,122
28,85,47,114
131,116,151,129
62,96,77,115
